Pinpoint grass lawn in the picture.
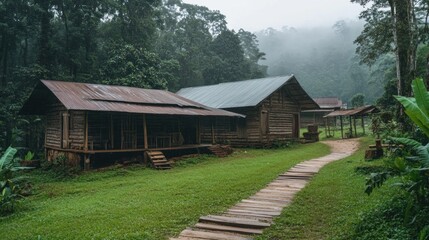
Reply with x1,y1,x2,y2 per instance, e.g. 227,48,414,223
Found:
0,143,329,240
257,137,398,240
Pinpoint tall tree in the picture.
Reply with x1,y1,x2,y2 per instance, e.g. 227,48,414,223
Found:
352,0,419,97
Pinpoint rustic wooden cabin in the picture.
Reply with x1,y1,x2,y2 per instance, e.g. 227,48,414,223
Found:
20,80,243,169
177,75,319,146
300,97,343,126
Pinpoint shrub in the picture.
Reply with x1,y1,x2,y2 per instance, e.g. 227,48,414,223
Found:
0,146,32,214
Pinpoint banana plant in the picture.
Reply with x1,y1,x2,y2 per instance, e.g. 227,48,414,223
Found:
394,78,429,138
0,146,32,213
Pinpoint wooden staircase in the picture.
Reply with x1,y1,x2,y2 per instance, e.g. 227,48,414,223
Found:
208,145,233,157
146,151,171,170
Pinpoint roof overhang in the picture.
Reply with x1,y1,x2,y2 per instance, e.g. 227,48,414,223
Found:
20,80,245,118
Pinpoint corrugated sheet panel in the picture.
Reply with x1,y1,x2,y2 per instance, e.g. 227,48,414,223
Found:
324,105,379,117
177,75,319,110
314,97,343,109
20,80,244,117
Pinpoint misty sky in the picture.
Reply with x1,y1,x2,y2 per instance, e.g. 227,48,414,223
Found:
182,0,365,31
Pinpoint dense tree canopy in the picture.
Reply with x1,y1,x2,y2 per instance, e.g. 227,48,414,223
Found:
0,0,267,150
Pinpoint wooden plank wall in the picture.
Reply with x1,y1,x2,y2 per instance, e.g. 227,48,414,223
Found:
45,103,66,148
200,87,300,147
262,89,299,140
69,111,85,149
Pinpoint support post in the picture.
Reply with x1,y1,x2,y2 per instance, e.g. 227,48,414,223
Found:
353,116,357,137
143,114,148,149
361,115,365,135
84,154,90,170
340,116,344,139
211,121,215,144
349,116,353,137
196,117,201,144
84,112,88,151
110,114,114,149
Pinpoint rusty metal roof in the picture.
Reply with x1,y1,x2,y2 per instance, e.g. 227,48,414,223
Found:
176,75,319,110
313,97,343,109
324,105,379,117
20,80,244,117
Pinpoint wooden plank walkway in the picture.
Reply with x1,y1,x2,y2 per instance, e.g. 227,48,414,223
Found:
171,139,359,240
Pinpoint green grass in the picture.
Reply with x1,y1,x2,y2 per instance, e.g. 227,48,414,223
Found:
257,137,398,240
0,143,330,240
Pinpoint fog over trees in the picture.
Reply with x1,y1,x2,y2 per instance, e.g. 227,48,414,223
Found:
256,20,390,105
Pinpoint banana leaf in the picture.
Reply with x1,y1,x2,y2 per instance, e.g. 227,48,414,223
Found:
394,95,429,137
412,78,429,116
0,147,17,170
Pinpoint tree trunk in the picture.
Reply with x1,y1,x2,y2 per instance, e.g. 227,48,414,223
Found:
391,0,416,97
1,33,8,87
37,0,51,69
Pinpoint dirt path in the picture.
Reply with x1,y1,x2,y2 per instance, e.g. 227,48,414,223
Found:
171,139,360,240
323,138,360,155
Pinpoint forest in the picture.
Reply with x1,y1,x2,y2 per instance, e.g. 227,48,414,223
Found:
3,0,429,239
3,0,429,151
0,0,267,150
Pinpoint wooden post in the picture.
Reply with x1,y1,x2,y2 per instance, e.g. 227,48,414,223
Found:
110,114,114,149
84,112,88,151
84,154,90,170
211,120,215,144
349,116,353,137
324,117,328,138
196,117,201,144
353,116,357,137
361,115,365,135
143,114,148,149
340,116,344,139
121,116,123,149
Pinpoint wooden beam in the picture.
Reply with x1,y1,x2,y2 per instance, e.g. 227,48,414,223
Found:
353,116,357,137
110,114,114,149
143,114,148,149
84,112,88,151
211,119,215,144
340,116,344,139
84,154,90,170
196,117,201,144
349,116,353,137
361,115,365,135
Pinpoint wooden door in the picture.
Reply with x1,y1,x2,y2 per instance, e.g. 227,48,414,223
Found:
261,110,269,136
293,114,299,138
61,112,70,148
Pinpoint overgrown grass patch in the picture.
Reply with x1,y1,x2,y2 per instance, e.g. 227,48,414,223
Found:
257,137,399,240
0,143,329,240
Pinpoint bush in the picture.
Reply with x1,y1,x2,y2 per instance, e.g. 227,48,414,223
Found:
41,154,80,179
0,146,32,214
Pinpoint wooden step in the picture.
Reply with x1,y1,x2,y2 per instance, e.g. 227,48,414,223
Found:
194,223,263,235
150,155,166,160
152,159,168,164
148,151,163,155
147,151,171,169
177,229,251,240
199,215,270,229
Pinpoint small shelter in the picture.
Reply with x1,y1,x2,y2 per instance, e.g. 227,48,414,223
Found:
177,75,319,146
20,80,243,169
324,105,379,138
300,97,343,126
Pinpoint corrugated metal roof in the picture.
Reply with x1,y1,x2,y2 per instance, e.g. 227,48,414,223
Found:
324,105,379,117
20,80,244,117
314,97,343,109
176,75,319,110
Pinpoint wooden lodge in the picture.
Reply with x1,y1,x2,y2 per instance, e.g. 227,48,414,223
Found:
177,75,319,147
20,80,243,169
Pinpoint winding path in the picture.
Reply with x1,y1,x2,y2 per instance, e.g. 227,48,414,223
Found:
171,139,360,240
